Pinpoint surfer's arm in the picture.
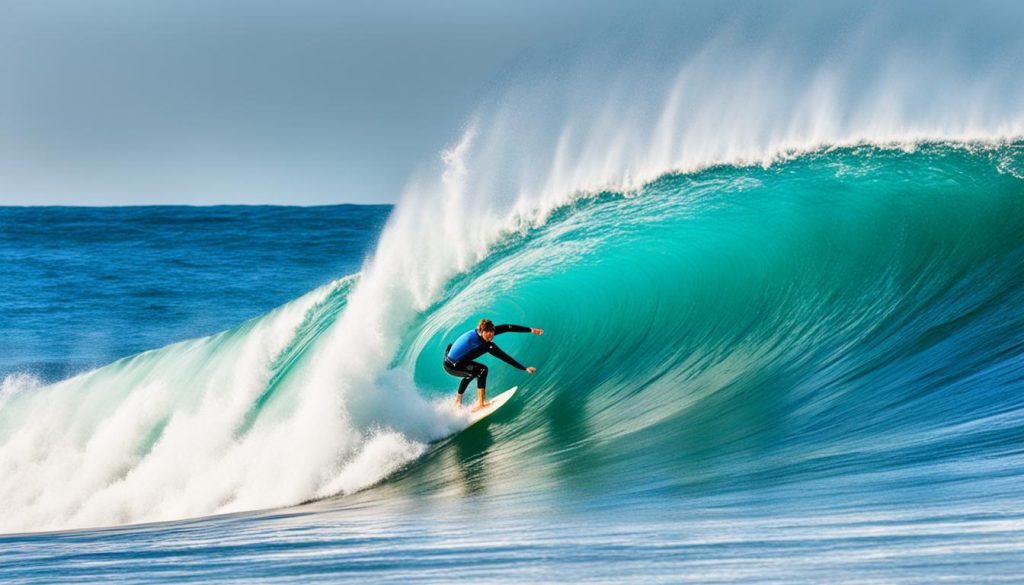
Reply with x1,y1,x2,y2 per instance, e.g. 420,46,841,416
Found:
487,345,527,370
494,324,532,335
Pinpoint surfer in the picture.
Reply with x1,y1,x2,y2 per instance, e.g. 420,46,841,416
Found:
444,319,542,409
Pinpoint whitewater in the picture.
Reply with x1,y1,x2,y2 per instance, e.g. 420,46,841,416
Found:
2,3,1024,582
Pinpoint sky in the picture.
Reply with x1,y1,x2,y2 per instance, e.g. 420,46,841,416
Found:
0,0,643,205
2,0,1020,206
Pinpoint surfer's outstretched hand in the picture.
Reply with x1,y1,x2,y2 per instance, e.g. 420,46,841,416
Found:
531,328,544,335
527,367,537,374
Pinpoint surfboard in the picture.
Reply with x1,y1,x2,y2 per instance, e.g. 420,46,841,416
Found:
466,386,517,426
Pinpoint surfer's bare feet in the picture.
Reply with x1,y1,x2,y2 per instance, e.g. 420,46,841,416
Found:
472,400,490,412
455,394,463,407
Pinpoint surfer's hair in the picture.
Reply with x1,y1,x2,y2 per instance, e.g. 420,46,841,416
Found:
477,319,495,333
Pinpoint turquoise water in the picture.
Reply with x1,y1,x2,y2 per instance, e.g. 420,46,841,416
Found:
1,144,1023,582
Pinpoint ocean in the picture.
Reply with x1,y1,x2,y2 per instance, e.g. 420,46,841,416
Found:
1,143,1022,582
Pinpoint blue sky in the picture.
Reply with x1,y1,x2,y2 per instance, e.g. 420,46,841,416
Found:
0,0,643,205
2,0,1020,206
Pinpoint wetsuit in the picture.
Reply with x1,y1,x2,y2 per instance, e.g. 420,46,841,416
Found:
443,324,531,395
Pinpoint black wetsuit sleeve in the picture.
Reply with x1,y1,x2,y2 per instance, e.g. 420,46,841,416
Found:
487,344,527,370
494,324,532,335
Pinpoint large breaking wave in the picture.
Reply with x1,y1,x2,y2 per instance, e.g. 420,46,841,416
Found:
2,2,1024,533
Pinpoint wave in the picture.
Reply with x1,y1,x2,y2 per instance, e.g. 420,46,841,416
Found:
2,142,1021,532
3,1,1024,532
396,143,1024,499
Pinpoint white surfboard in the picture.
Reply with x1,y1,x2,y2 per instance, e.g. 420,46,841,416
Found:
466,386,517,426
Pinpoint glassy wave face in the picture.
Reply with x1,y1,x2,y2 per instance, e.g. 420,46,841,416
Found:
398,142,1024,502
2,143,1022,538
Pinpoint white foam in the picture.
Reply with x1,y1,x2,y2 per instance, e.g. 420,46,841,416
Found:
0,373,41,412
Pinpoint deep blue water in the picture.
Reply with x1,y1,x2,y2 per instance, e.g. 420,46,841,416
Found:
1,146,1023,583
0,205,390,382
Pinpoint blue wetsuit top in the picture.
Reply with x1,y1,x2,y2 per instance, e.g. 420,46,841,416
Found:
445,324,531,370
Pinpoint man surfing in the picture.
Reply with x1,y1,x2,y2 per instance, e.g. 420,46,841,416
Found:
443,319,542,409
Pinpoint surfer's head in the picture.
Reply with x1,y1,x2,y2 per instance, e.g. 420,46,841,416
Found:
477,319,496,342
